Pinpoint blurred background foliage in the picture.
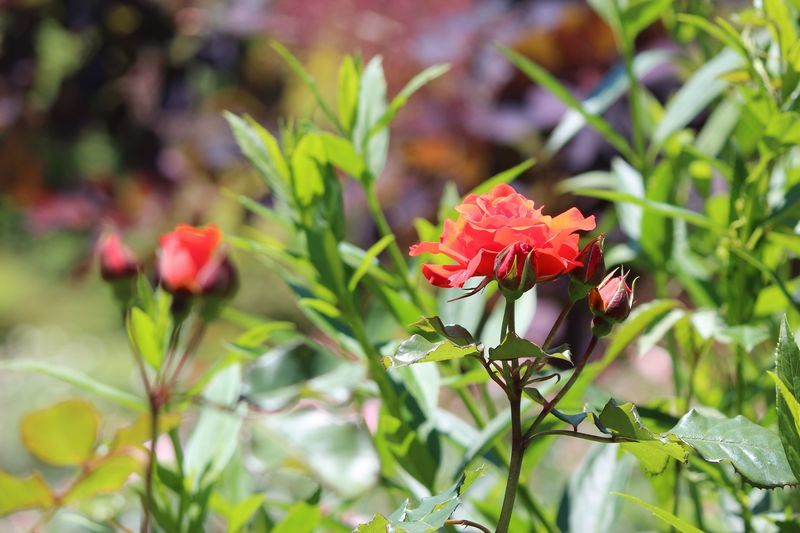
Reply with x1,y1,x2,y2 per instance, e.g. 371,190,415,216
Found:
0,0,759,530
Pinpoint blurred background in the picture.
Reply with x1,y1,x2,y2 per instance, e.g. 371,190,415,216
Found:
0,0,737,492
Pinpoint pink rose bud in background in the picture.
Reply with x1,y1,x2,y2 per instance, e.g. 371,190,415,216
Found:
98,232,138,281
568,234,605,302
588,268,635,336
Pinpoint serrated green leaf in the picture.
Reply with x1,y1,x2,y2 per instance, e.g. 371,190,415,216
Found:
385,335,481,368
599,400,687,474
614,492,703,533
775,318,800,480
669,410,799,488
488,333,546,361
21,399,99,466
411,316,475,346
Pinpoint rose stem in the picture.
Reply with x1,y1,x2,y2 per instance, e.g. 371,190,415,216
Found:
445,518,492,532
542,301,574,350
523,335,599,442
495,296,523,533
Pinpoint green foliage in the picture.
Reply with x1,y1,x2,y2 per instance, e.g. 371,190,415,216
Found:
21,399,99,466
774,318,800,480
614,492,703,533
669,410,798,488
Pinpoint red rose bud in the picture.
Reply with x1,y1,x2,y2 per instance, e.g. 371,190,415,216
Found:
568,234,605,302
98,232,138,281
199,256,238,300
494,242,536,297
157,224,223,295
588,269,635,335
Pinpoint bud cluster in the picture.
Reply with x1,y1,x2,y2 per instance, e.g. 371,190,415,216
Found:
97,225,238,320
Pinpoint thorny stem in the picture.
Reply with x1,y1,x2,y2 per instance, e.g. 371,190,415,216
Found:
495,296,522,533
542,301,574,350
444,519,492,533
524,336,599,441
525,429,635,446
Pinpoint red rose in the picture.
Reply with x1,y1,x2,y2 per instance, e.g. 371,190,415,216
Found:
410,184,595,288
98,231,138,281
157,224,223,294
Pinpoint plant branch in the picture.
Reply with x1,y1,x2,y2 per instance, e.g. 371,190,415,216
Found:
363,180,430,314
523,335,599,441
524,428,635,446
444,519,492,533
542,301,573,349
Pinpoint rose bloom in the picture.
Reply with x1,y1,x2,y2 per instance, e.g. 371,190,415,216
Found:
410,184,595,288
157,224,224,294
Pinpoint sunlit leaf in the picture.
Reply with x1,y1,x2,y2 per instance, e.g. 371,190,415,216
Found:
384,335,481,368
614,492,703,533
273,502,321,533
338,55,360,133
0,471,53,516
353,56,389,178
21,399,99,466
110,412,182,451
128,306,163,369
774,318,800,480
669,410,799,488
63,455,141,504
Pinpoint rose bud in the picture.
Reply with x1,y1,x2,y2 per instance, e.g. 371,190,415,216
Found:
588,269,636,336
568,234,605,302
494,242,536,298
98,232,138,282
199,256,238,300
157,224,223,295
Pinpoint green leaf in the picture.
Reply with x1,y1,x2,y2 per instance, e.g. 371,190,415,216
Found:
488,333,546,361
548,50,672,154
128,306,163,369
353,56,389,178
271,41,342,132
0,471,53,516
63,455,141,504
225,113,291,203
254,409,379,498
356,467,484,533
0,360,145,411
614,492,703,533
411,316,476,346
291,133,327,207
620,0,672,42
653,48,742,145
184,364,244,489
368,63,450,139
111,412,181,451
570,188,719,230
774,318,800,480
384,335,481,368
579,300,683,389
318,132,366,179
227,495,266,533
21,399,99,466
498,45,634,161
273,502,321,533
599,400,687,474
668,410,799,488
348,234,396,292
558,445,633,533
338,55,360,133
